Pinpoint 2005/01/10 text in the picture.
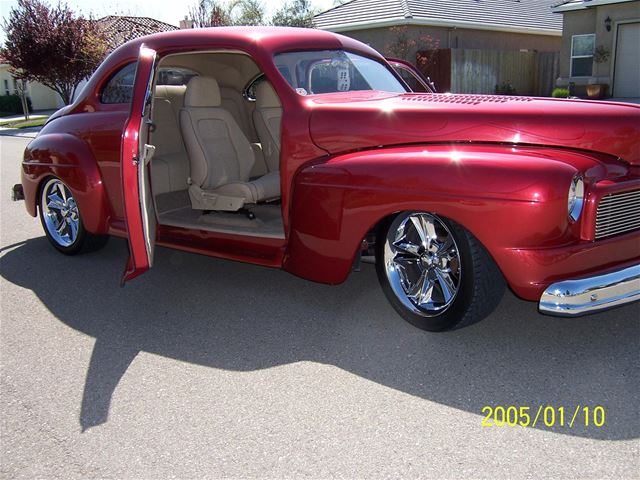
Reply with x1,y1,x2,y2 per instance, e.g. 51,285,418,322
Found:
481,405,606,428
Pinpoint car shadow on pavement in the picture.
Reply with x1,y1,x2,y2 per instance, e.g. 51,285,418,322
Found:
1,236,638,439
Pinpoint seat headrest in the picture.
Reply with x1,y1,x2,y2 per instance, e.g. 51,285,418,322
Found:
184,77,221,107
255,81,281,109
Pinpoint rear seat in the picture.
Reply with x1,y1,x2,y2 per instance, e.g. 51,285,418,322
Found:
151,85,190,195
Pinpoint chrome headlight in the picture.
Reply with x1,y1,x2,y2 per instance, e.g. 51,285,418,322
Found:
568,175,585,222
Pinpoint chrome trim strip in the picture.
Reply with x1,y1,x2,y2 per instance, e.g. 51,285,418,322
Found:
539,264,640,316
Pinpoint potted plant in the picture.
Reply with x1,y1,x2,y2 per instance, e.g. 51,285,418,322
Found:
586,46,610,99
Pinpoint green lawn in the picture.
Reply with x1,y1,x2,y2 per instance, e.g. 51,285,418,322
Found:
0,117,48,129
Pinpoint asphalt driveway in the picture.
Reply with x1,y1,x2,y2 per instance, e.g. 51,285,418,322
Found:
1,135,638,479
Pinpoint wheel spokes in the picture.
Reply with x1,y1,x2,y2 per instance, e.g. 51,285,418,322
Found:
418,276,435,306
435,269,457,303
406,269,428,299
409,215,429,249
42,179,79,247
55,217,67,235
47,193,65,211
68,217,78,240
384,212,462,317
436,235,454,256
393,239,421,257
58,182,67,202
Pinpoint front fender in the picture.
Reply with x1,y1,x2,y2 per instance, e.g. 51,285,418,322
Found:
284,144,603,289
21,133,111,234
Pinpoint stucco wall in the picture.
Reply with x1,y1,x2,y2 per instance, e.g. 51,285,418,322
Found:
0,65,63,111
335,25,561,61
557,1,640,91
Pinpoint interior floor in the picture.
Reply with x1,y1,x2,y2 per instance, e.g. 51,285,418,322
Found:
156,190,284,239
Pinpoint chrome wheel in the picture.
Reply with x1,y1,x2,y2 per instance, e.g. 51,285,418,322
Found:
383,212,461,317
40,178,80,247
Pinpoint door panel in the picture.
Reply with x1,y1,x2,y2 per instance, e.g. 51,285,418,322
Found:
121,46,158,285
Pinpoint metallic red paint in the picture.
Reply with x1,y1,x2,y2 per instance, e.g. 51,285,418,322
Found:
18,27,640,304
22,134,111,234
308,92,640,165
284,145,639,298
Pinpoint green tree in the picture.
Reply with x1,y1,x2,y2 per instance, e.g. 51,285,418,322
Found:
231,0,266,26
189,0,232,27
1,0,107,105
188,0,267,27
271,0,316,28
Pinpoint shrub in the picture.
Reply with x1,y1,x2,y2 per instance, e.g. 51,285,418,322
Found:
551,88,570,98
495,82,517,95
0,94,32,114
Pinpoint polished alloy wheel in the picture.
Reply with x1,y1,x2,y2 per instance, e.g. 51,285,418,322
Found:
40,178,80,247
383,212,461,316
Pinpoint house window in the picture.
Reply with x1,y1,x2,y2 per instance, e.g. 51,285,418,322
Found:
570,34,595,77
3,79,9,96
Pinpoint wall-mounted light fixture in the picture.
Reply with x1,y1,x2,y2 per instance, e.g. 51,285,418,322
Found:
605,16,612,32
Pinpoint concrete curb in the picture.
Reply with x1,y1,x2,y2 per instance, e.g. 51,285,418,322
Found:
0,127,41,138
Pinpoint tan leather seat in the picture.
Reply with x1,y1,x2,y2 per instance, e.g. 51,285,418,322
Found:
151,85,190,195
180,77,280,211
221,87,257,142
252,81,282,173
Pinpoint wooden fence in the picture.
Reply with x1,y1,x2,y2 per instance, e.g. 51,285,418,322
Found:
418,49,560,97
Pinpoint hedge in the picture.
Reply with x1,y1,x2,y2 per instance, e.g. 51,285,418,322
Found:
0,94,33,115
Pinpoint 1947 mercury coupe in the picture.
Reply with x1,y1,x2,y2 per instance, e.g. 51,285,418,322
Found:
12,27,640,331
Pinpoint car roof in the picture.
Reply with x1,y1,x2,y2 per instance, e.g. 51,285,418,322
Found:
73,26,386,111
115,26,379,59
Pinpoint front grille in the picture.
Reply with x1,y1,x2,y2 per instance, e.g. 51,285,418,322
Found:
595,189,640,239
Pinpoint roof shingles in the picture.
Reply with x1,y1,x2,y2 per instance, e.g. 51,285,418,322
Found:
314,0,562,33
96,15,178,51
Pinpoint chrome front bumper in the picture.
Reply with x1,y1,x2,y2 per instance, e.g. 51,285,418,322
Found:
539,264,640,316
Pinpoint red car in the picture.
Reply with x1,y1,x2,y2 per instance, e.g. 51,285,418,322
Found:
13,27,640,331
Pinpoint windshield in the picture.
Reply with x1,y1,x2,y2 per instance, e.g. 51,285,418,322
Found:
274,50,407,96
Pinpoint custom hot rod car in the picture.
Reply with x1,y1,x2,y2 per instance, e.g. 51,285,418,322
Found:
12,27,640,331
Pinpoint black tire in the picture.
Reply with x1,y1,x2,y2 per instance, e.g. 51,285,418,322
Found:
38,177,110,255
375,211,505,332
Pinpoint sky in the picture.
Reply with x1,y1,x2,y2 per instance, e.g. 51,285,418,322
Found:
0,0,338,44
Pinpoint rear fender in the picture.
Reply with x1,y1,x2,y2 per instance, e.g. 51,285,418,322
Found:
284,144,596,286
21,133,111,234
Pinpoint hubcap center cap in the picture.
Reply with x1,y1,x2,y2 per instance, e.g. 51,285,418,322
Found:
421,253,437,268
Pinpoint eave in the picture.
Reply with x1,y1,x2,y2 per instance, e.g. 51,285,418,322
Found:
552,0,637,13
317,17,562,37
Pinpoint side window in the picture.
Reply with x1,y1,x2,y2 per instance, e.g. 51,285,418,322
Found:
100,62,137,104
156,67,198,86
392,64,432,93
244,74,265,101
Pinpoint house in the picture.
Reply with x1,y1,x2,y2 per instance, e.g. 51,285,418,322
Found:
0,15,178,112
552,0,639,98
0,55,64,111
314,0,563,58
314,0,563,95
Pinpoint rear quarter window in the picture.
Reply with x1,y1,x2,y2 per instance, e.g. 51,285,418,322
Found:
100,62,137,104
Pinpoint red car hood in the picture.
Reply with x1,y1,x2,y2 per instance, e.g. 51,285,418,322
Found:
308,92,640,165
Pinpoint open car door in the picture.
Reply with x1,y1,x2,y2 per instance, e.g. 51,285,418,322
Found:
121,46,158,285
